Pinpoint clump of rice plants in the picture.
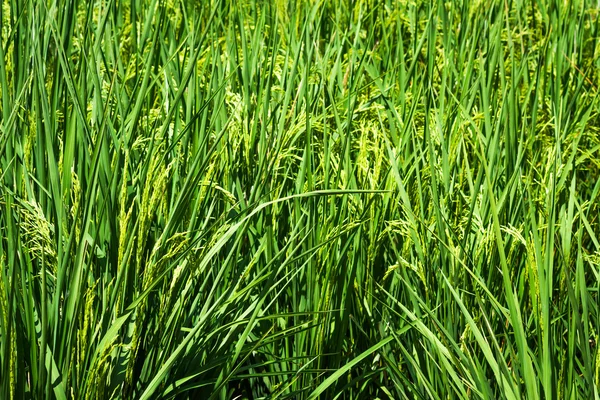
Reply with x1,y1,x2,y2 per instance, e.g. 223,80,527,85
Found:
1,0,599,398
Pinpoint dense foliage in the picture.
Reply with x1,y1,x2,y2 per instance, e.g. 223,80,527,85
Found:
1,0,599,398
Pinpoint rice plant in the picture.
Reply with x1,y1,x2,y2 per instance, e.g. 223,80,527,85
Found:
1,0,599,398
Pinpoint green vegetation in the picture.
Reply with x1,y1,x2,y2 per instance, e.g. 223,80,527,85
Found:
1,0,599,398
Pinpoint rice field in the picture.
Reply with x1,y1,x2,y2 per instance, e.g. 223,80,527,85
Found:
1,0,600,398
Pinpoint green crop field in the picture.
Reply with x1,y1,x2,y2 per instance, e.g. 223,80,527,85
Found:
1,0,599,398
